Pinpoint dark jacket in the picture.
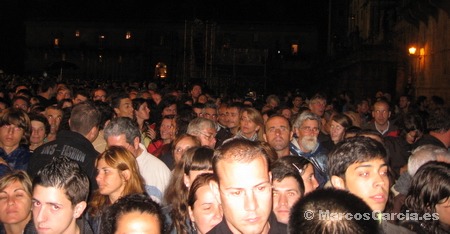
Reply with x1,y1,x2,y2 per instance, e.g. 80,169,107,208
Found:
207,212,286,234
0,144,31,171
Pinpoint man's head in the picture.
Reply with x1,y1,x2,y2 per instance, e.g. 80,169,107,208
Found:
189,83,203,100
356,99,370,114
288,188,378,234
212,139,273,234
202,101,218,122
328,137,389,212
271,156,305,224
226,102,243,132
186,117,217,148
11,96,30,112
110,92,134,119
292,112,321,153
308,93,327,117
92,88,107,102
32,156,89,234
291,94,304,109
264,115,293,157
71,90,89,105
408,144,450,176
427,108,450,139
104,117,141,156
398,95,411,110
69,102,100,142
371,100,391,126
44,106,63,135
217,103,228,127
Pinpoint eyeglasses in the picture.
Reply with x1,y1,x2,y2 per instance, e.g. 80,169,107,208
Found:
300,126,319,133
198,131,217,141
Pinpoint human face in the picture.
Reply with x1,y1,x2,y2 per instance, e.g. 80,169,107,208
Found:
436,197,450,227
189,184,223,234
31,120,47,145
198,95,208,104
0,180,32,225
56,89,71,102
215,156,272,234
93,90,107,102
32,186,82,234
301,164,319,194
13,99,29,112
162,104,177,116
44,109,62,135
72,94,87,105
173,137,198,163
160,118,175,141
272,177,302,224
115,211,161,234
295,119,319,152
193,108,203,117
240,111,260,139
280,109,292,120
372,102,390,126
106,134,137,156
309,99,326,117
218,106,227,126
292,97,303,108
0,124,24,150
358,101,370,114
264,116,292,155
184,170,213,189
203,108,218,122
196,128,217,149
191,85,202,99
96,158,127,203
337,158,389,212
330,120,345,144
115,98,134,118
135,102,150,121
399,96,409,109
226,107,240,130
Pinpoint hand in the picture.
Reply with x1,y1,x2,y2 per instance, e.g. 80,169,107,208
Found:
146,128,157,141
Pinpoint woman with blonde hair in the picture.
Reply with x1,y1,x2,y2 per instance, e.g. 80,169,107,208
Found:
226,107,264,143
88,146,146,234
0,170,35,233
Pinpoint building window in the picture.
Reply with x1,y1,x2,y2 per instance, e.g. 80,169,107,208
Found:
155,62,167,79
75,30,80,37
291,44,299,55
125,31,132,40
54,38,59,48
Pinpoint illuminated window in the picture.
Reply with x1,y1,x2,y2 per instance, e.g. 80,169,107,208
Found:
291,44,299,55
54,38,59,48
125,31,132,40
155,62,167,79
75,30,80,37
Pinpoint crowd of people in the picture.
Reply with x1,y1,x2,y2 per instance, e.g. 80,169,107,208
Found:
0,75,449,233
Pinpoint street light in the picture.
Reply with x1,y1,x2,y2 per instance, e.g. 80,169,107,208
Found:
408,46,417,56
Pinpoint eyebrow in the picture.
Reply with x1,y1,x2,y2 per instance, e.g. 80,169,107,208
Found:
224,181,271,190
355,163,388,169
32,198,64,207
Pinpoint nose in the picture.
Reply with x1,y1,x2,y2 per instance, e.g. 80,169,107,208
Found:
312,177,319,190
34,206,47,223
7,196,16,206
374,172,386,188
278,193,288,207
244,191,258,211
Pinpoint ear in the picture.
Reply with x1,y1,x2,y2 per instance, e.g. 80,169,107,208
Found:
114,107,120,116
388,111,391,118
263,133,267,142
188,206,195,222
68,119,72,128
133,136,140,150
183,174,190,188
121,169,131,181
73,201,87,219
289,130,294,141
330,175,345,190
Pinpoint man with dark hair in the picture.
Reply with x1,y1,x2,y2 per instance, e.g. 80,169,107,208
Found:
28,102,101,193
288,188,378,234
226,102,244,136
209,139,286,233
271,156,305,224
110,92,133,119
32,156,93,233
413,108,450,149
35,78,57,108
328,137,413,233
264,115,293,157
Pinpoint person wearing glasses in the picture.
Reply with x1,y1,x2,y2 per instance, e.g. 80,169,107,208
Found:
186,117,217,149
289,111,328,188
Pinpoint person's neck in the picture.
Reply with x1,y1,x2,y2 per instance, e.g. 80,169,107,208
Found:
30,142,44,150
1,145,19,155
230,126,239,135
46,133,57,142
276,148,291,158
39,91,51,99
4,213,31,234
430,131,449,148
136,118,145,130
375,121,389,132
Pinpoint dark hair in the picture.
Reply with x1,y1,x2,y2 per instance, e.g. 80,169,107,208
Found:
288,188,378,234
397,113,424,138
29,113,51,136
427,108,450,132
70,102,100,135
33,156,89,206
402,161,450,233
271,156,305,197
0,108,31,145
328,136,387,179
101,193,165,234
331,113,353,130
